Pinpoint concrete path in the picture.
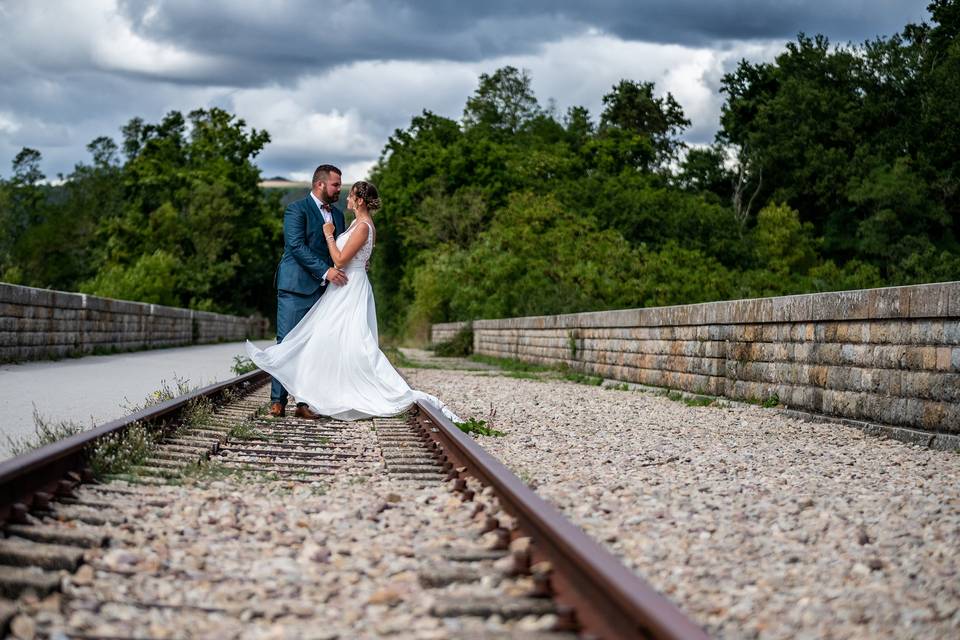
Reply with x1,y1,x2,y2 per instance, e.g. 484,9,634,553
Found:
0,340,273,460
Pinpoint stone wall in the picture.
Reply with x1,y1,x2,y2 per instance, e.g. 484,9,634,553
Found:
0,283,270,363
432,282,960,437
431,322,470,344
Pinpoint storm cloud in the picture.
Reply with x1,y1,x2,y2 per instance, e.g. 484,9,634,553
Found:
0,0,931,181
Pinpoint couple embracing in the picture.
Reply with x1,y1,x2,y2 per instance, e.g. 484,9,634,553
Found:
246,164,460,423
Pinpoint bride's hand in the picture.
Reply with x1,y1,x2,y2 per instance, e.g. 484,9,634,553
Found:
322,222,335,237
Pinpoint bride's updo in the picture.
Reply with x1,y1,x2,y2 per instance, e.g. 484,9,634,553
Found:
352,181,381,212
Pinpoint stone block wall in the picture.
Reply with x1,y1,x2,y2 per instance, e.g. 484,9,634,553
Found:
430,322,470,344
0,283,270,363
431,282,960,435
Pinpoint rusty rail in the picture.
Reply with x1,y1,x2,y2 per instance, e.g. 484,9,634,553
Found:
414,400,710,640
0,369,269,524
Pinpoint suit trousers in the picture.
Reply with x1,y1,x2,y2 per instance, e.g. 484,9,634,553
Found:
271,287,324,404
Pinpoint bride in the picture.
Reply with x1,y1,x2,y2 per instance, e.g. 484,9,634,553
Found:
246,181,461,423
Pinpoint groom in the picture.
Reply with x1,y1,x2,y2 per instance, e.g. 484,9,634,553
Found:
270,164,347,418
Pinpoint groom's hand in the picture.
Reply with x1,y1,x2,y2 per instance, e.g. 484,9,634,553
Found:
325,267,348,286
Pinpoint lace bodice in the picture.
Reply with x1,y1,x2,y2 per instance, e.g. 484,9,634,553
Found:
336,220,374,269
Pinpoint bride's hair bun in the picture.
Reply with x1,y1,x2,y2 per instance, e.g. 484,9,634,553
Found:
352,181,382,211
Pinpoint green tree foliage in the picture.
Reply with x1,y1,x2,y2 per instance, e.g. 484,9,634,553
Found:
374,2,958,340
371,66,745,338
0,108,281,317
463,66,542,135
407,193,643,327
597,80,691,171
1,149,49,283
634,242,738,308
83,249,182,306
1,4,955,338
719,2,960,283
83,108,280,313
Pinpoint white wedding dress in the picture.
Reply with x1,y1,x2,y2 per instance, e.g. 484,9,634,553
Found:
246,220,461,422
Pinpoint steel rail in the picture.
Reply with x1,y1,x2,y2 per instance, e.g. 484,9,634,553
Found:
0,369,269,523
414,399,710,640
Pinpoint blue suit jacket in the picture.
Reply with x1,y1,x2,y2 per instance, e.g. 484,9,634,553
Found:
275,195,346,295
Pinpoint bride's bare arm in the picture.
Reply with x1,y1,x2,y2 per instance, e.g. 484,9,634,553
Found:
324,222,369,269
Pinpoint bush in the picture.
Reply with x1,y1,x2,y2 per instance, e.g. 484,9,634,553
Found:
433,326,474,357
81,249,182,306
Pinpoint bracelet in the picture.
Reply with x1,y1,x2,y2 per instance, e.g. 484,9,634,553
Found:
325,235,334,240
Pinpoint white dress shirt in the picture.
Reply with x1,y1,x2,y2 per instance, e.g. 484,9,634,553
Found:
310,192,333,283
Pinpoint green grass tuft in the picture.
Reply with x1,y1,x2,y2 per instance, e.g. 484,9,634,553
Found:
761,394,781,408
5,407,86,457
231,355,258,375
228,421,271,441
88,421,163,477
506,371,540,379
468,354,551,373
562,372,603,386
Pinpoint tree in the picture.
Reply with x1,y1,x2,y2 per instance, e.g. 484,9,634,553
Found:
717,16,960,279
598,80,691,170
406,193,644,330
564,106,594,152
743,202,819,295
80,108,280,315
677,144,734,204
912,1,960,238
0,149,51,284
463,66,542,135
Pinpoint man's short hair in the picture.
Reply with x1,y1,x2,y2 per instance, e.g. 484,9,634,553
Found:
312,164,342,186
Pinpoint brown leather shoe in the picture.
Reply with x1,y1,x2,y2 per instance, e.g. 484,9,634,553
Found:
269,402,285,417
294,403,321,419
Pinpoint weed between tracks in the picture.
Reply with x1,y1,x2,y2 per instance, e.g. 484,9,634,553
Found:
90,423,164,478
227,420,271,442
7,376,223,480
176,460,282,485
95,377,216,478
5,407,87,457
7,373,320,491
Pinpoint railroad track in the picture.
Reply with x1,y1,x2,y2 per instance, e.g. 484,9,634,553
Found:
0,371,707,639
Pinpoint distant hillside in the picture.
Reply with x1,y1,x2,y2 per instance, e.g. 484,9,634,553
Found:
260,178,352,211
260,178,311,189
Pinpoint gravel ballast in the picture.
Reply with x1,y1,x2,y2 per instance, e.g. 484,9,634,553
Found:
406,367,960,639
8,415,560,639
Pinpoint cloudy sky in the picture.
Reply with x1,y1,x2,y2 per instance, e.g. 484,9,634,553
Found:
0,1,930,183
